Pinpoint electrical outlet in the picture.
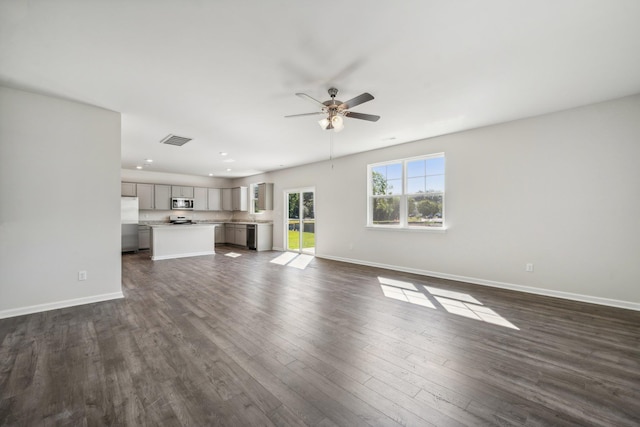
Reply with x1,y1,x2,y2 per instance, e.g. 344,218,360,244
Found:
525,263,534,272
78,270,87,281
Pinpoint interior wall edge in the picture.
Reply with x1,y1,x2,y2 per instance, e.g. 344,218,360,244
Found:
0,291,125,320
316,254,640,312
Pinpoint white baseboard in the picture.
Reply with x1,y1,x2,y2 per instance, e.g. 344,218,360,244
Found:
0,291,125,319
317,254,640,312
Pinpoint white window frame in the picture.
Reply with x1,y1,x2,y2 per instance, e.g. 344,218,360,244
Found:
367,153,445,230
249,183,265,215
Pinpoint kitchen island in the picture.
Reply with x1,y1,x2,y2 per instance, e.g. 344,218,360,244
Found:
149,224,217,261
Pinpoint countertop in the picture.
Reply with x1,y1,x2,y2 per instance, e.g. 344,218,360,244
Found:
140,220,273,226
147,223,218,228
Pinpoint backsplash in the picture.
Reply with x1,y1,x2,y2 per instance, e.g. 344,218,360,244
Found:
138,209,274,223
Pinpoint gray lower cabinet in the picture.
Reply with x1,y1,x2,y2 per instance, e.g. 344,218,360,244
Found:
214,225,225,244
138,225,150,249
255,223,273,251
224,223,247,246
225,223,235,243
235,225,247,246
222,223,271,250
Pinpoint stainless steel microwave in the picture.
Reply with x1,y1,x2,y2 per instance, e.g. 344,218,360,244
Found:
171,197,194,210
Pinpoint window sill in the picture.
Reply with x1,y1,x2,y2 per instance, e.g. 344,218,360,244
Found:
365,225,448,233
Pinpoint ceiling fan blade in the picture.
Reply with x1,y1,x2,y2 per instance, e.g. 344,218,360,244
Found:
340,92,374,109
344,111,380,122
296,93,326,107
285,112,325,118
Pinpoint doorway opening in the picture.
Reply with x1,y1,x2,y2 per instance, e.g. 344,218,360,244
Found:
286,188,315,255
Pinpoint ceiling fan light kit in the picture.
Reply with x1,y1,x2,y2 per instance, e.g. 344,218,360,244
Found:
287,87,380,132
318,115,344,131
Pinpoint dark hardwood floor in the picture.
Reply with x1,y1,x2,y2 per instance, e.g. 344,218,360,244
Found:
1,247,639,426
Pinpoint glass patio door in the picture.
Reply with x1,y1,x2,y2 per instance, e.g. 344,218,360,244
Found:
286,189,315,254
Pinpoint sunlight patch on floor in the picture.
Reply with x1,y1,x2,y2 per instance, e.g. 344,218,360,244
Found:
270,252,314,270
380,285,436,308
423,286,481,304
270,252,298,265
433,295,519,329
288,254,314,270
378,277,418,291
378,279,519,330
224,252,242,258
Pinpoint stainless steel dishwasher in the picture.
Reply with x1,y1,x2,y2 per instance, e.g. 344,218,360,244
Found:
246,224,256,250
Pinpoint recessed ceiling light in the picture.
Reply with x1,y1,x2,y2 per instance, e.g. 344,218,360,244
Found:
136,165,143,169
226,168,232,172
145,158,153,163
220,152,228,156
208,173,213,176
223,159,235,163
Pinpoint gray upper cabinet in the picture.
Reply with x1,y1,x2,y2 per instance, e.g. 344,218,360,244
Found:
221,188,233,211
257,183,274,210
171,186,194,198
155,185,172,210
122,181,235,211
137,183,155,210
232,187,248,211
207,188,222,211
193,187,208,211
121,182,136,197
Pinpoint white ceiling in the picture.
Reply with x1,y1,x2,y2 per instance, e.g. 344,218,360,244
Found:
2,1,640,178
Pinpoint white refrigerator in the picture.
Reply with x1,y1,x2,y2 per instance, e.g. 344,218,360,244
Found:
121,197,139,252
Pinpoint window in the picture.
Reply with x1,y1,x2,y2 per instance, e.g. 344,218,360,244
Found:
368,153,445,228
250,183,263,214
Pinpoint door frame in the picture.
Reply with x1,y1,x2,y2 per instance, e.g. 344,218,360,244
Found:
284,186,316,254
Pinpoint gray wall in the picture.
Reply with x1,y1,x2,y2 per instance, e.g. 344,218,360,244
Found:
0,86,123,318
2,87,636,317
236,95,640,309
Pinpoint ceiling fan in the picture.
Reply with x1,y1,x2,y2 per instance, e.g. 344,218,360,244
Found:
285,87,380,132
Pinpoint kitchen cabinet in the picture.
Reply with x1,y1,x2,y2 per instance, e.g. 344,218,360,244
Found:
235,224,247,246
171,186,194,198
257,183,274,210
138,225,150,249
207,188,221,210
255,223,273,251
232,186,248,211
121,182,136,197
225,223,235,243
193,187,208,211
224,223,247,246
221,188,232,211
154,185,172,210
137,183,154,210
214,225,225,244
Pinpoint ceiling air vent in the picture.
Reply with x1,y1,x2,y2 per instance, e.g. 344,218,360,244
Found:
159,134,192,146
